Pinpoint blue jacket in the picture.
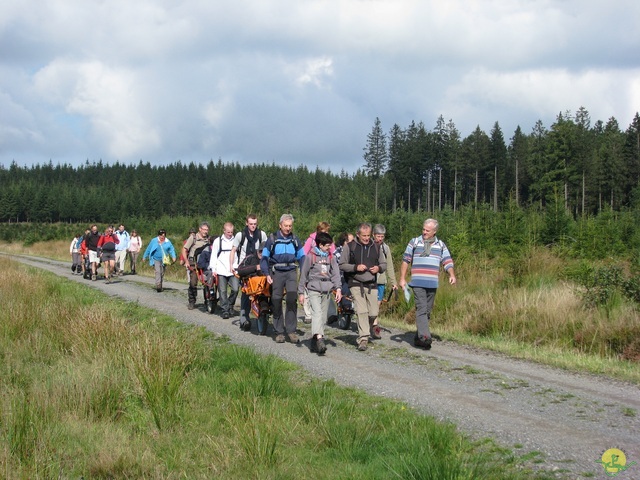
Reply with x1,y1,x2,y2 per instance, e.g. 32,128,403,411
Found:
143,236,176,266
260,231,305,273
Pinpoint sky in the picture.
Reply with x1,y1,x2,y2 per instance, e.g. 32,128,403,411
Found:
1,0,639,173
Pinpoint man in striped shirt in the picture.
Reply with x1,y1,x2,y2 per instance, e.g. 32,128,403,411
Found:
399,218,456,350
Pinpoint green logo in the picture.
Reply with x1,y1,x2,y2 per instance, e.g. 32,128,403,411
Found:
596,448,636,477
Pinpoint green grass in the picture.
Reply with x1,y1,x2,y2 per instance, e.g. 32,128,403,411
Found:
0,257,554,479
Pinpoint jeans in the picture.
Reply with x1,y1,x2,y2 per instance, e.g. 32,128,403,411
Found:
218,274,239,314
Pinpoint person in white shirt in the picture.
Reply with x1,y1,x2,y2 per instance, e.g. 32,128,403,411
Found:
210,222,239,319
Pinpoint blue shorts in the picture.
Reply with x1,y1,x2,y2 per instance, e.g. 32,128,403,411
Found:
377,285,385,302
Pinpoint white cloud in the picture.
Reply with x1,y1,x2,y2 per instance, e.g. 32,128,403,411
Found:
33,59,160,158
1,0,639,169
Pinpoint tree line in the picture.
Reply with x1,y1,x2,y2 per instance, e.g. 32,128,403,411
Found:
2,106,638,225
364,107,640,215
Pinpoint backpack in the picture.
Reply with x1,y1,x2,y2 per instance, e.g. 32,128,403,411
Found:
237,228,263,257
268,232,301,258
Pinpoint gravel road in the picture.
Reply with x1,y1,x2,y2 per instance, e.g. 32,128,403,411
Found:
13,255,640,479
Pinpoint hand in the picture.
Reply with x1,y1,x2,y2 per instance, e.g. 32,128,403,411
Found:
335,290,342,303
399,279,406,289
356,264,367,272
298,294,305,304
449,275,457,285
266,275,273,285
369,265,379,274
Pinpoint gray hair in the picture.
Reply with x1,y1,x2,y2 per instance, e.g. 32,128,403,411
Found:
357,222,372,234
424,218,439,230
373,224,386,235
279,213,294,224
199,221,210,229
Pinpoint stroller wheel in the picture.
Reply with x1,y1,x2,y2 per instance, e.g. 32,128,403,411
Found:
338,314,351,330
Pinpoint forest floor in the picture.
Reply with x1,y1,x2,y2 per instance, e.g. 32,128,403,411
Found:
11,254,640,479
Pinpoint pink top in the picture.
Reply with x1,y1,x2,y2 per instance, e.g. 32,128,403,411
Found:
303,232,336,255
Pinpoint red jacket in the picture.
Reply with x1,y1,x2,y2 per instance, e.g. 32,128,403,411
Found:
97,233,119,252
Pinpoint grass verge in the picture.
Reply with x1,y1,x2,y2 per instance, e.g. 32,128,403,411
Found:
0,257,554,479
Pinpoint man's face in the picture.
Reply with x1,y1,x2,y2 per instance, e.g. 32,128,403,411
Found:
246,218,258,232
422,223,437,240
118,225,125,232
280,220,293,236
373,233,385,245
91,226,98,234
358,227,372,245
199,225,209,237
223,225,234,238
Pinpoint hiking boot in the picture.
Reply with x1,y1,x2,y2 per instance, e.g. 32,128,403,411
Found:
370,325,382,339
222,312,230,319
188,302,195,310
414,335,432,350
240,320,251,331
229,309,239,317
156,284,162,292
357,339,368,351
92,274,96,281
275,334,286,343
287,332,300,344
316,337,327,355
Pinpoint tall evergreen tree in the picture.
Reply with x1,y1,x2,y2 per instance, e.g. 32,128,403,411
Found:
363,117,388,212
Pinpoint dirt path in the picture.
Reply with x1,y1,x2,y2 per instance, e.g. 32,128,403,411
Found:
13,255,640,479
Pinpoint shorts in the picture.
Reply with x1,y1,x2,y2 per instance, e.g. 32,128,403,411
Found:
377,284,385,302
89,250,100,263
101,251,116,262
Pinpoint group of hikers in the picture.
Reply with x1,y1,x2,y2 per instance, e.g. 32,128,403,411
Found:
70,214,456,355
70,224,143,284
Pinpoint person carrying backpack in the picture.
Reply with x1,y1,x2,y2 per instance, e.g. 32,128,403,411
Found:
260,213,305,344
210,222,239,319
230,214,268,328
338,222,386,352
297,232,342,355
182,222,210,310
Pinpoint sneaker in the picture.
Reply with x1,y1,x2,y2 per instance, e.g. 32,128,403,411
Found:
105,277,110,284
222,312,230,319
357,339,368,351
287,332,300,344
414,335,432,350
316,337,327,355
188,303,195,310
275,334,286,343
371,325,382,339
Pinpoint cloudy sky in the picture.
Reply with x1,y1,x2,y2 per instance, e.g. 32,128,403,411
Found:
1,0,639,173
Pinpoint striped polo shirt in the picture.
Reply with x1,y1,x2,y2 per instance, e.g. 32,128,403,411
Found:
402,236,454,289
